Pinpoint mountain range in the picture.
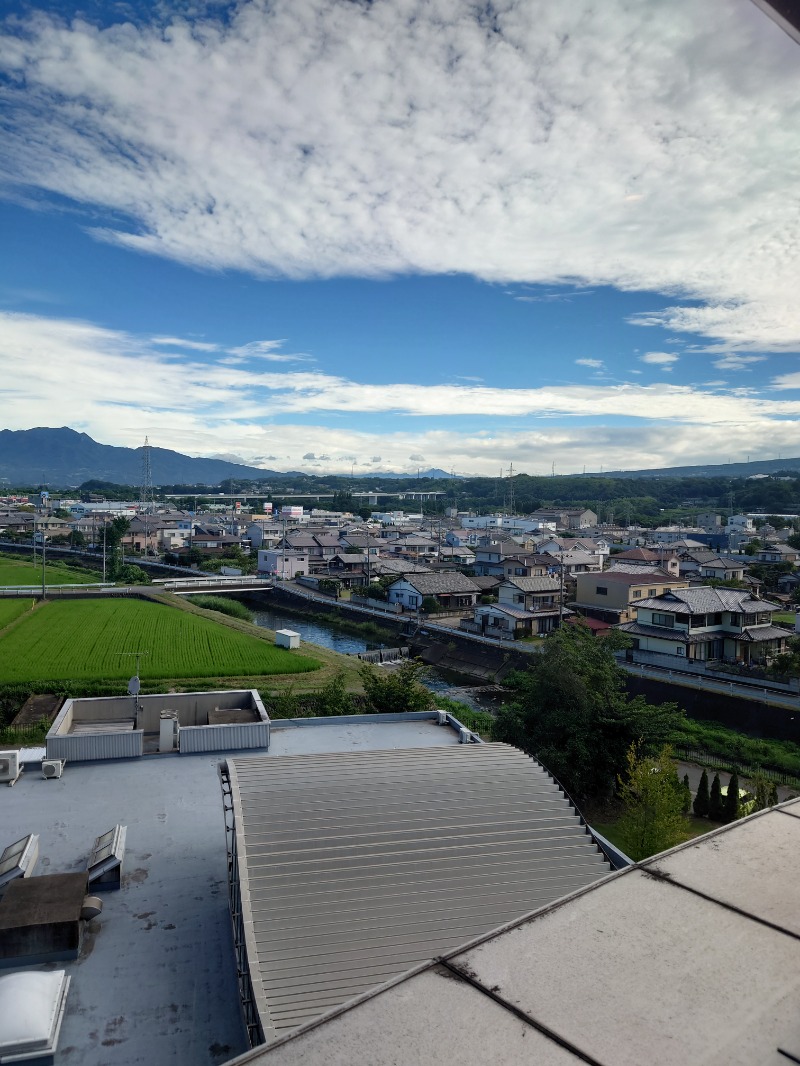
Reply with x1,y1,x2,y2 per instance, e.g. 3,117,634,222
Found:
0,428,282,487
3,427,800,488
0,428,458,487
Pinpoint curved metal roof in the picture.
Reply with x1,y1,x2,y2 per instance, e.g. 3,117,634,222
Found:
225,744,612,1042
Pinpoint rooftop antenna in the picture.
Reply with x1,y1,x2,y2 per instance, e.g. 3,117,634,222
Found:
140,436,154,557
122,651,150,720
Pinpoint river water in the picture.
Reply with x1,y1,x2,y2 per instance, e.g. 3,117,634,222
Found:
251,605,493,712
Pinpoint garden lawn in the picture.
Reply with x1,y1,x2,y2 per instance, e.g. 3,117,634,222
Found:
0,556,100,586
0,599,34,631
0,598,319,684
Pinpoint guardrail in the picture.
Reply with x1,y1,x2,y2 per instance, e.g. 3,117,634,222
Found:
160,576,273,590
0,583,120,596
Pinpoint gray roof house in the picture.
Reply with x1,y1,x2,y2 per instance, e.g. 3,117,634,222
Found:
617,586,788,665
387,572,480,611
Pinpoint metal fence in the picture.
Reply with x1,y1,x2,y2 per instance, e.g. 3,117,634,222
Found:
674,745,800,790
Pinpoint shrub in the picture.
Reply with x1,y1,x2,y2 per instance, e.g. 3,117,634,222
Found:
723,771,740,824
192,595,253,622
709,773,724,821
693,768,710,817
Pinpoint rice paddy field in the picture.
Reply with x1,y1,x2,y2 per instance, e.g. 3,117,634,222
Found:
0,554,100,586
0,599,34,630
0,598,320,684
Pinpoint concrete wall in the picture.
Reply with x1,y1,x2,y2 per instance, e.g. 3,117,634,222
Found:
47,690,267,761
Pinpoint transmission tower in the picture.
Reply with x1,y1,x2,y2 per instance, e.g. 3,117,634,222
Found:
140,436,154,556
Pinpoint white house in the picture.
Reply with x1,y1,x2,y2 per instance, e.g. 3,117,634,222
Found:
617,586,787,665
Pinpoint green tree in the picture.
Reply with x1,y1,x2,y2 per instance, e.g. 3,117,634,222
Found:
709,772,724,821
117,564,150,585
723,771,740,824
314,671,357,716
421,596,440,614
359,659,434,714
104,517,130,579
769,782,780,806
615,744,687,862
693,768,710,817
492,625,682,801
750,772,771,813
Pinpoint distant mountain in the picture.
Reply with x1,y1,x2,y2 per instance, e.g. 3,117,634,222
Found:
589,456,800,479
0,428,282,487
357,468,458,480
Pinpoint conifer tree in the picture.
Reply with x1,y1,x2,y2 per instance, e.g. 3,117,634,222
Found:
769,782,780,807
723,772,740,823
681,773,692,814
693,768,710,817
709,772,724,821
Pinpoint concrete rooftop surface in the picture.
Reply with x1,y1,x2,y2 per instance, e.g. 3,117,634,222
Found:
229,799,800,1066
0,716,463,1066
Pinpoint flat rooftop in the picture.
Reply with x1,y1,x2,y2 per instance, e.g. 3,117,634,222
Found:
3,716,463,1066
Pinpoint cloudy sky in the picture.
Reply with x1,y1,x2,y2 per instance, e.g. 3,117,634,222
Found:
1,0,799,477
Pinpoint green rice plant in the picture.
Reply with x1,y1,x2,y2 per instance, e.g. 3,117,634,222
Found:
0,598,319,684
0,599,35,631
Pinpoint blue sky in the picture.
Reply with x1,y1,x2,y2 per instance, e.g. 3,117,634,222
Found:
1,0,799,476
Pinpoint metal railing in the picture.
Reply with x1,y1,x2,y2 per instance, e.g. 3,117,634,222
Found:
674,746,800,790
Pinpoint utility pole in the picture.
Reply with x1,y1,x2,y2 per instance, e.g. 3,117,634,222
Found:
558,550,565,629
102,521,107,582
41,533,46,599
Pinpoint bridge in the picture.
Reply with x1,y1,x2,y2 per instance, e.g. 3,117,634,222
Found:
155,576,274,595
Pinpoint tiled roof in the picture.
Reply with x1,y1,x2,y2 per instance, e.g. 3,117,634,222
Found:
502,576,561,593
616,621,718,644
402,572,480,595
737,625,790,643
605,563,674,576
477,604,542,620
635,587,776,614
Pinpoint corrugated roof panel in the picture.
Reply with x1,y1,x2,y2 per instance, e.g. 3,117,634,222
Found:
226,744,612,1041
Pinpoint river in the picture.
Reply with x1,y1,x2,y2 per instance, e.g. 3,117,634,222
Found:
251,604,494,712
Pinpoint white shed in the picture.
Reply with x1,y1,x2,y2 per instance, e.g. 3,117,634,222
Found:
275,629,301,649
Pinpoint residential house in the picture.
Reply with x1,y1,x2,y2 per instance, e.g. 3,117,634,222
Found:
677,550,747,583
754,543,800,565
609,547,681,576
617,586,788,664
257,549,308,579
530,508,597,530
434,545,475,568
573,569,689,625
387,572,480,612
546,549,602,575
465,576,563,638
472,537,530,576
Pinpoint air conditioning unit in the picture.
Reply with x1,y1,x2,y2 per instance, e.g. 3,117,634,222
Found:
42,759,65,780
0,750,21,787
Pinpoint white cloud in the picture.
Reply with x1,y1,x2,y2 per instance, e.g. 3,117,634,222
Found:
1,2,799,348
4,310,800,475
640,352,679,366
575,358,604,369
225,340,313,363
151,336,218,351
713,354,768,370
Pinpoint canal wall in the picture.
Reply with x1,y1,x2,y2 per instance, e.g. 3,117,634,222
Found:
624,674,800,743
